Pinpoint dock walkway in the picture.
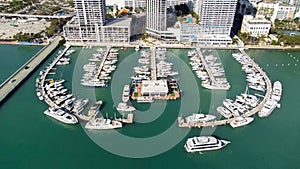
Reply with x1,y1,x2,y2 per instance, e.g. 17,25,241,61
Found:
150,47,157,80
0,36,61,104
179,49,272,128
40,45,71,108
196,49,217,84
96,46,111,79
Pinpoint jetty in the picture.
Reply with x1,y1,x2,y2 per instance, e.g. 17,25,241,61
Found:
96,46,111,79
150,47,157,80
40,45,71,108
196,48,217,85
178,49,272,128
240,49,272,117
0,36,61,104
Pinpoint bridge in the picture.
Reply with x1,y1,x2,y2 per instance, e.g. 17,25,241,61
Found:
0,36,61,104
0,13,75,19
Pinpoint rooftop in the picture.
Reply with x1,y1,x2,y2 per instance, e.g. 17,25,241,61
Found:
141,80,169,94
105,18,131,27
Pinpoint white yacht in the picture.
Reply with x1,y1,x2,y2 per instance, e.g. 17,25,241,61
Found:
44,107,78,124
249,83,265,92
230,116,254,128
137,96,154,103
85,117,122,130
217,106,232,118
72,98,89,114
185,113,216,124
122,85,130,103
135,45,140,51
184,136,230,153
258,99,277,118
271,81,282,101
116,103,136,112
88,100,102,117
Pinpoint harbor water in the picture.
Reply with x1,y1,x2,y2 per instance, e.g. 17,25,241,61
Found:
0,45,299,169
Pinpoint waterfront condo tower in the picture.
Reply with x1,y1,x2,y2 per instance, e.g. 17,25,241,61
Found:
64,0,131,44
194,0,237,35
146,0,167,38
74,0,106,26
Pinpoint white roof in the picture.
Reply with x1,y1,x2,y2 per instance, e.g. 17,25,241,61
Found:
141,80,168,94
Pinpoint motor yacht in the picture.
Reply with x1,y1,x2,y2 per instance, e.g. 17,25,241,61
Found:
184,136,230,153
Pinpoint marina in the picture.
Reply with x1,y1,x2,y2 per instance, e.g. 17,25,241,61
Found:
0,45,297,169
178,48,276,128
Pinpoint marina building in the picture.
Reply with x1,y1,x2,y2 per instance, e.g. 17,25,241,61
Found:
63,0,131,44
241,15,271,37
141,80,169,97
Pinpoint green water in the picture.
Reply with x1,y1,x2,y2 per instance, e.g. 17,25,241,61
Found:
0,44,42,83
0,45,299,169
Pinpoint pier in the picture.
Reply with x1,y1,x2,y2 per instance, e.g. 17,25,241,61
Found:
0,36,61,104
150,47,157,80
240,49,272,117
178,49,272,128
196,48,217,84
96,46,111,79
40,45,71,108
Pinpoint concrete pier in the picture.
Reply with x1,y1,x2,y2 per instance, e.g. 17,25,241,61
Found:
96,46,111,79
150,47,157,80
196,48,217,84
0,36,61,104
40,45,71,108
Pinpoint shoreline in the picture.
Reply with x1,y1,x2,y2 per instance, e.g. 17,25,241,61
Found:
0,40,47,46
2,40,300,50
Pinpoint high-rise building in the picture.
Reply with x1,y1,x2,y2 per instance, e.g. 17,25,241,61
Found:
278,0,300,17
195,0,238,35
64,0,131,44
74,0,106,26
146,0,167,37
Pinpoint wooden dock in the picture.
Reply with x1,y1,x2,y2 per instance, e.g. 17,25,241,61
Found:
179,49,272,128
0,36,61,104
